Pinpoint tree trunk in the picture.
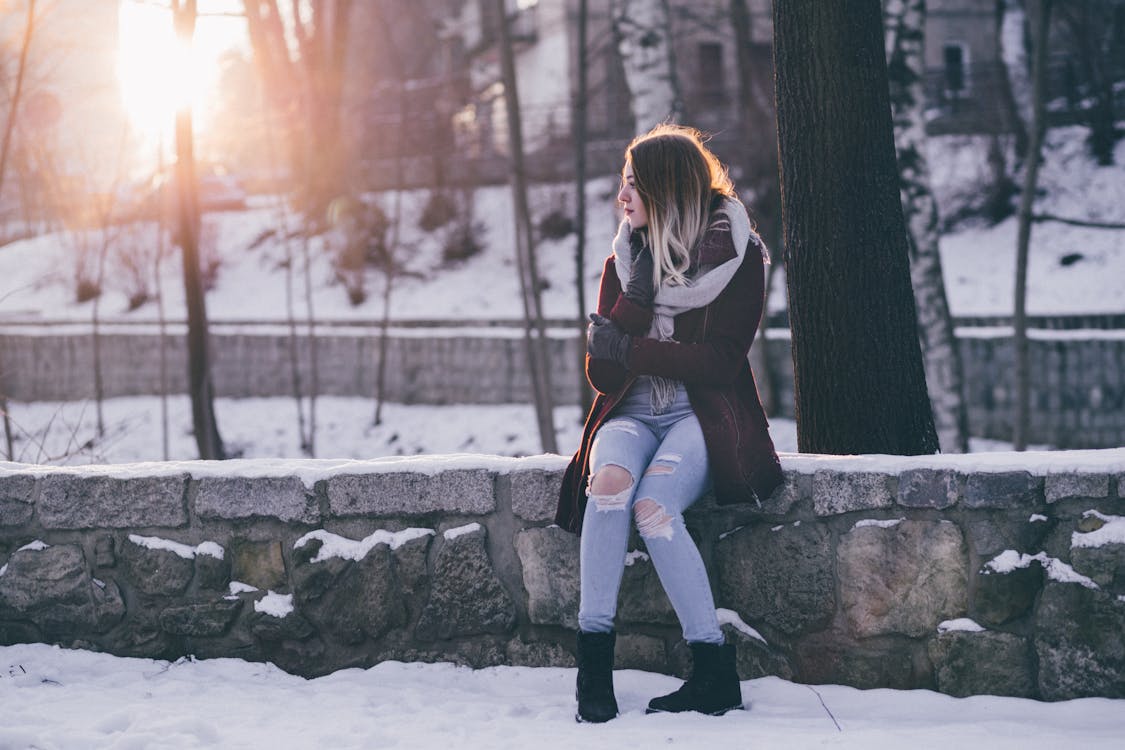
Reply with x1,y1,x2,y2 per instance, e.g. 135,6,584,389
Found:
774,0,938,456
494,0,557,454
174,0,225,460
1013,0,1053,451
1000,0,1032,163
612,0,682,132
0,0,36,460
573,0,593,414
885,0,970,453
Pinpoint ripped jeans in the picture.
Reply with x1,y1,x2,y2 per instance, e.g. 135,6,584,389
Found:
578,378,724,645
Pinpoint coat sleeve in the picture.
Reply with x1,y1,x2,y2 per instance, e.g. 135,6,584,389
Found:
626,251,765,386
586,256,649,394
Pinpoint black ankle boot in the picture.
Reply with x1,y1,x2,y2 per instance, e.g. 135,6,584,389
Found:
646,642,742,715
576,630,619,723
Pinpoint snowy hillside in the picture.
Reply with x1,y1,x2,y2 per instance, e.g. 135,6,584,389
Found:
0,128,1122,325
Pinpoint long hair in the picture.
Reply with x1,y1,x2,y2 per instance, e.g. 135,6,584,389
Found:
625,124,735,287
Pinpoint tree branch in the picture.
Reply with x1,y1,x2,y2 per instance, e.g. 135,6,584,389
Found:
1031,213,1125,230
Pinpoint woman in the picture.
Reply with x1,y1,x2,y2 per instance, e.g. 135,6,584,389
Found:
556,124,783,723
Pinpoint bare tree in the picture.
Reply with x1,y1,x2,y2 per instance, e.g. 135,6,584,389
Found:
173,0,225,459
1013,0,1053,451
573,0,593,414
494,0,557,454
1055,0,1123,165
885,0,970,453
0,0,37,460
774,0,938,455
612,0,682,132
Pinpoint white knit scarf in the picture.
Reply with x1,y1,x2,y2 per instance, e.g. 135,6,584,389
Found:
611,196,766,413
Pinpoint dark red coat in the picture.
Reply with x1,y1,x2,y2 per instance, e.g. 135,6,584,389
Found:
555,224,783,534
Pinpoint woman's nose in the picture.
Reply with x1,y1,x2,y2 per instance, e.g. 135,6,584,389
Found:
617,187,629,204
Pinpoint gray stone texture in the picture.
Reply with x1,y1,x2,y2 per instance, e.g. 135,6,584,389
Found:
416,526,516,640
195,552,231,591
0,544,124,634
505,638,572,668
196,476,318,524
327,470,495,516
1070,543,1125,589
515,526,578,629
39,475,186,529
1035,582,1125,699
251,607,315,641
962,471,1043,509
94,535,116,568
724,626,794,681
291,538,405,645
392,533,432,594
509,469,562,521
716,522,836,635
120,537,195,597
1045,472,1110,503
897,469,959,509
838,520,968,638
929,630,1036,698
616,633,669,673
758,472,803,515
0,476,36,527
966,517,1050,559
813,470,895,516
230,540,287,591
974,562,1044,626
794,631,920,690
618,553,677,626
159,599,243,636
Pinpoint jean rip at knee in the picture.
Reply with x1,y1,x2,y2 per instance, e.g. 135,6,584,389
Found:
586,464,634,512
634,497,676,541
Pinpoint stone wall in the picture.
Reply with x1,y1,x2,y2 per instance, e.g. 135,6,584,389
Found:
2,326,1123,448
2,454,1123,699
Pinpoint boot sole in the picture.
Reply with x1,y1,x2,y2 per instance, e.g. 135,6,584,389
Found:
645,703,744,716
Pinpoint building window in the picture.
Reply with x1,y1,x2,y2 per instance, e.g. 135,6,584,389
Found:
942,42,970,98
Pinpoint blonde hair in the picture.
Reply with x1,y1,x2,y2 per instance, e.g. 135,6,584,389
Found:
624,124,735,287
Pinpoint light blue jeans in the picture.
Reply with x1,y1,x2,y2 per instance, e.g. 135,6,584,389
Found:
578,378,724,644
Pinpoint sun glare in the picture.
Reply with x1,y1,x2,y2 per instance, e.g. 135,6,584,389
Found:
116,1,223,143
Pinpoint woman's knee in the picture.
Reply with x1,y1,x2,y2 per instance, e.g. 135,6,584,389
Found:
633,497,678,541
587,464,634,512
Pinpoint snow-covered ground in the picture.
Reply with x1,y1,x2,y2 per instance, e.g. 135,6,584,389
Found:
1,643,1122,750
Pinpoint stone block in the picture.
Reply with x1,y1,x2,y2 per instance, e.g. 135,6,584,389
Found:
196,476,318,524
515,527,578,629
898,469,959,509
39,475,187,529
1070,544,1125,589
505,638,572,668
616,633,669,673
93,535,116,568
0,543,122,634
758,472,802,515
974,561,1044,626
416,525,515,640
618,552,677,626
966,517,1049,559
0,476,35,527
121,537,195,596
793,631,919,690
159,599,243,636
715,522,835,635
327,470,495,517
962,472,1043,510
838,520,968,638
292,539,405,645
1035,582,1125,699
195,551,231,591
812,470,894,516
928,630,1035,698
509,469,563,522
1045,473,1110,503
392,533,432,595
724,625,793,681
231,540,288,591
250,607,315,642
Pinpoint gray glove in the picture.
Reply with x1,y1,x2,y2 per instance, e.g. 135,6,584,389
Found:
624,230,655,309
587,313,631,366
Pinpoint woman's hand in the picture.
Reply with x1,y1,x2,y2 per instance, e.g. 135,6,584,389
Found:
587,313,631,367
624,231,655,309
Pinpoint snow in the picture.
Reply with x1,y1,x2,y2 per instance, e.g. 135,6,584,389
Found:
716,608,768,644
228,581,259,595
443,522,482,541
252,591,294,618
127,534,223,560
1071,511,1125,550
17,540,49,552
623,550,650,566
1,643,1123,749
984,550,1100,589
854,519,905,530
1029,514,1048,523
937,618,986,634
295,528,436,562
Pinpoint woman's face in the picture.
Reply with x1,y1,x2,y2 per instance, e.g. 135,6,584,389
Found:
617,163,648,229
